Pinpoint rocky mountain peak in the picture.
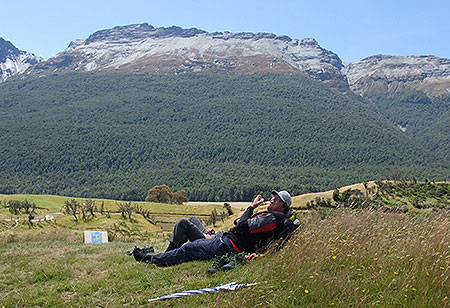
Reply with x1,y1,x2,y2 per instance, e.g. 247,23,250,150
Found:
84,23,208,44
0,37,21,62
343,54,450,96
5,22,450,97
0,37,42,82
28,23,347,87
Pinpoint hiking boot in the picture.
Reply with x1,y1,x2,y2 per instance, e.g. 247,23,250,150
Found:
207,254,229,274
126,245,154,255
141,246,155,254
133,247,153,263
221,252,248,271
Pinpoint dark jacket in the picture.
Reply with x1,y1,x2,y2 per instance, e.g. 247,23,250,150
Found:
224,206,286,253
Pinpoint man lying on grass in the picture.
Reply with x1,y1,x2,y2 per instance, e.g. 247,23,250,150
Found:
132,190,298,267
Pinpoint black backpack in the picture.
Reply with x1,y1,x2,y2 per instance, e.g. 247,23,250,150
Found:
270,211,301,250
279,211,301,240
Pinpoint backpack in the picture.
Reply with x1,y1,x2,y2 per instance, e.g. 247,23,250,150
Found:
278,212,301,240
270,211,301,250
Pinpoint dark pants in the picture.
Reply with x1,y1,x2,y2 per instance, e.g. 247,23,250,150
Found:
170,216,207,247
151,236,234,267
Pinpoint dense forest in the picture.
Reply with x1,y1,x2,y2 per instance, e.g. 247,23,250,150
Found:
0,73,448,201
369,90,450,137
367,90,450,161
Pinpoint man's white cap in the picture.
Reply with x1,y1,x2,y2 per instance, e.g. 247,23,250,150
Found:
272,190,292,207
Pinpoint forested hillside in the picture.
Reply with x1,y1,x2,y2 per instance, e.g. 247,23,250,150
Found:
368,90,450,138
416,108,450,161
0,73,447,201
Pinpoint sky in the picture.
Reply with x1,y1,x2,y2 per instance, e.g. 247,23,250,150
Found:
1,0,449,63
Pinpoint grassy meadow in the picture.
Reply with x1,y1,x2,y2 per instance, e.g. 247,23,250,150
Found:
1,183,449,307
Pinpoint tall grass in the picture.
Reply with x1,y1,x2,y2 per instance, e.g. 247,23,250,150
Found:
235,209,450,307
1,209,449,307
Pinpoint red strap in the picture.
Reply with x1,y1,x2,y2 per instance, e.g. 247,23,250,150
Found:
228,238,243,253
249,221,278,234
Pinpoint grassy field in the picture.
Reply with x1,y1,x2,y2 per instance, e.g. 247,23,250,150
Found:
0,194,225,215
1,183,449,307
0,194,229,236
0,209,449,307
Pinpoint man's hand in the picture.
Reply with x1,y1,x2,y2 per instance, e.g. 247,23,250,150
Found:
251,195,265,208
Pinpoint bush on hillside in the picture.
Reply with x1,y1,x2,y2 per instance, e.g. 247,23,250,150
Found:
145,185,188,204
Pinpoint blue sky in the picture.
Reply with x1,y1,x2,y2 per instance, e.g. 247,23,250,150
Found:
1,0,449,62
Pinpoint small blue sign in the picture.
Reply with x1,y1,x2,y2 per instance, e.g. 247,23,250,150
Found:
91,231,102,244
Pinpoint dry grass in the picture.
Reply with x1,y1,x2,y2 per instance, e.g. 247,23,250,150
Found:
1,202,449,307
240,209,450,307
291,181,377,209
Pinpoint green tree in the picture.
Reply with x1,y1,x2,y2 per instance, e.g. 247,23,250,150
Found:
172,190,189,205
145,185,173,203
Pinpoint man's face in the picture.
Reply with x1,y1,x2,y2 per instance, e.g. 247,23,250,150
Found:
267,194,287,213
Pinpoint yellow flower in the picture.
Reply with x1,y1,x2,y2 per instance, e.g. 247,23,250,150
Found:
282,280,286,283
394,271,399,275
412,288,417,291
426,272,430,276
332,255,337,259
440,266,445,270
304,289,310,294
362,289,366,293
378,265,383,269
330,303,335,306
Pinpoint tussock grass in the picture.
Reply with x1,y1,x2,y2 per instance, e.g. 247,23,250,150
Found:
1,209,449,307
256,209,450,307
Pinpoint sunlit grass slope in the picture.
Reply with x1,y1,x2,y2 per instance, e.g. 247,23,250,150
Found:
0,194,223,215
1,209,449,307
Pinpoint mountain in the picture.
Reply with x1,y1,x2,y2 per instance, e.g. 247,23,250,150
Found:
343,54,450,97
5,23,450,99
27,23,347,88
0,23,449,200
0,73,447,201
0,37,42,82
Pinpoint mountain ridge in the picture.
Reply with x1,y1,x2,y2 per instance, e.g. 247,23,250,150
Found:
0,37,42,82
28,23,346,87
2,23,450,98
1,23,449,162
343,54,450,96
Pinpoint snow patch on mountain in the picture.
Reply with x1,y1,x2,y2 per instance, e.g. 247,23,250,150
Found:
30,23,346,84
0,37,42,82
343,55,450,95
